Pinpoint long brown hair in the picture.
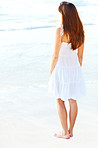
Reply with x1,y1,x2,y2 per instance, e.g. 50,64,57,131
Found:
58,1,84,50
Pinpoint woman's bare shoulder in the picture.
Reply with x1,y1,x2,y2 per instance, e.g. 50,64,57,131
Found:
54,27,61,37
55,27,61,33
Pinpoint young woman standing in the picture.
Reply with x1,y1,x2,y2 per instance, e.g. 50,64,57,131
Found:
48,1,86,139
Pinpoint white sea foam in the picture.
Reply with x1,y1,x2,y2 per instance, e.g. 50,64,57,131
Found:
0,0,98,31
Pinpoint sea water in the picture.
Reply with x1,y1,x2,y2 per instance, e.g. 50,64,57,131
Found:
0,0,98,126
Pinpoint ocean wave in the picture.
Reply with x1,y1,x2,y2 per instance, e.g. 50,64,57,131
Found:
0,81,98,89
0,25,55,32
86,80,98,84
0,84,48,89
84,23,95,26
0,23,97,32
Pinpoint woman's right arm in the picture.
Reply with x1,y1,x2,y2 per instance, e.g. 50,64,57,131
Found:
78,43,84,66
50,28,61,75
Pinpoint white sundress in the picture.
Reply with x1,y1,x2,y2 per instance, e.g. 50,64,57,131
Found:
48,27,86,101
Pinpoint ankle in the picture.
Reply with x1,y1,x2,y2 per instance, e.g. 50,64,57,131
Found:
68,129,73,137
62,130,69,135
68,129,73,133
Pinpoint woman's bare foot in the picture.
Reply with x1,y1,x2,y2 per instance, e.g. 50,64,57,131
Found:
68,129,73,137
54,131,70,139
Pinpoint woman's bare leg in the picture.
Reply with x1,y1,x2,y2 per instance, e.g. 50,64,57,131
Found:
55,98,70,139
68,99,78,137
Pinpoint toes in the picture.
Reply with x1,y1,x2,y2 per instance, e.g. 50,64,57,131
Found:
54,132,70,139
65,136,70,139
69,134,73,137
54,133,57,137
68,130,73,137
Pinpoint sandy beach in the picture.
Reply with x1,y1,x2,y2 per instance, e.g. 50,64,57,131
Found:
0,102,98,148
0,0,98,147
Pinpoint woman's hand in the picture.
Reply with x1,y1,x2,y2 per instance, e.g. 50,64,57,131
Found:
50,70,52,75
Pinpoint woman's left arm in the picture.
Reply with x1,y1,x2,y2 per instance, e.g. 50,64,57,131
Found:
50,28,61,75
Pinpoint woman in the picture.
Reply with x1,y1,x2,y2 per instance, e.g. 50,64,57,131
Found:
48,1,86,139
